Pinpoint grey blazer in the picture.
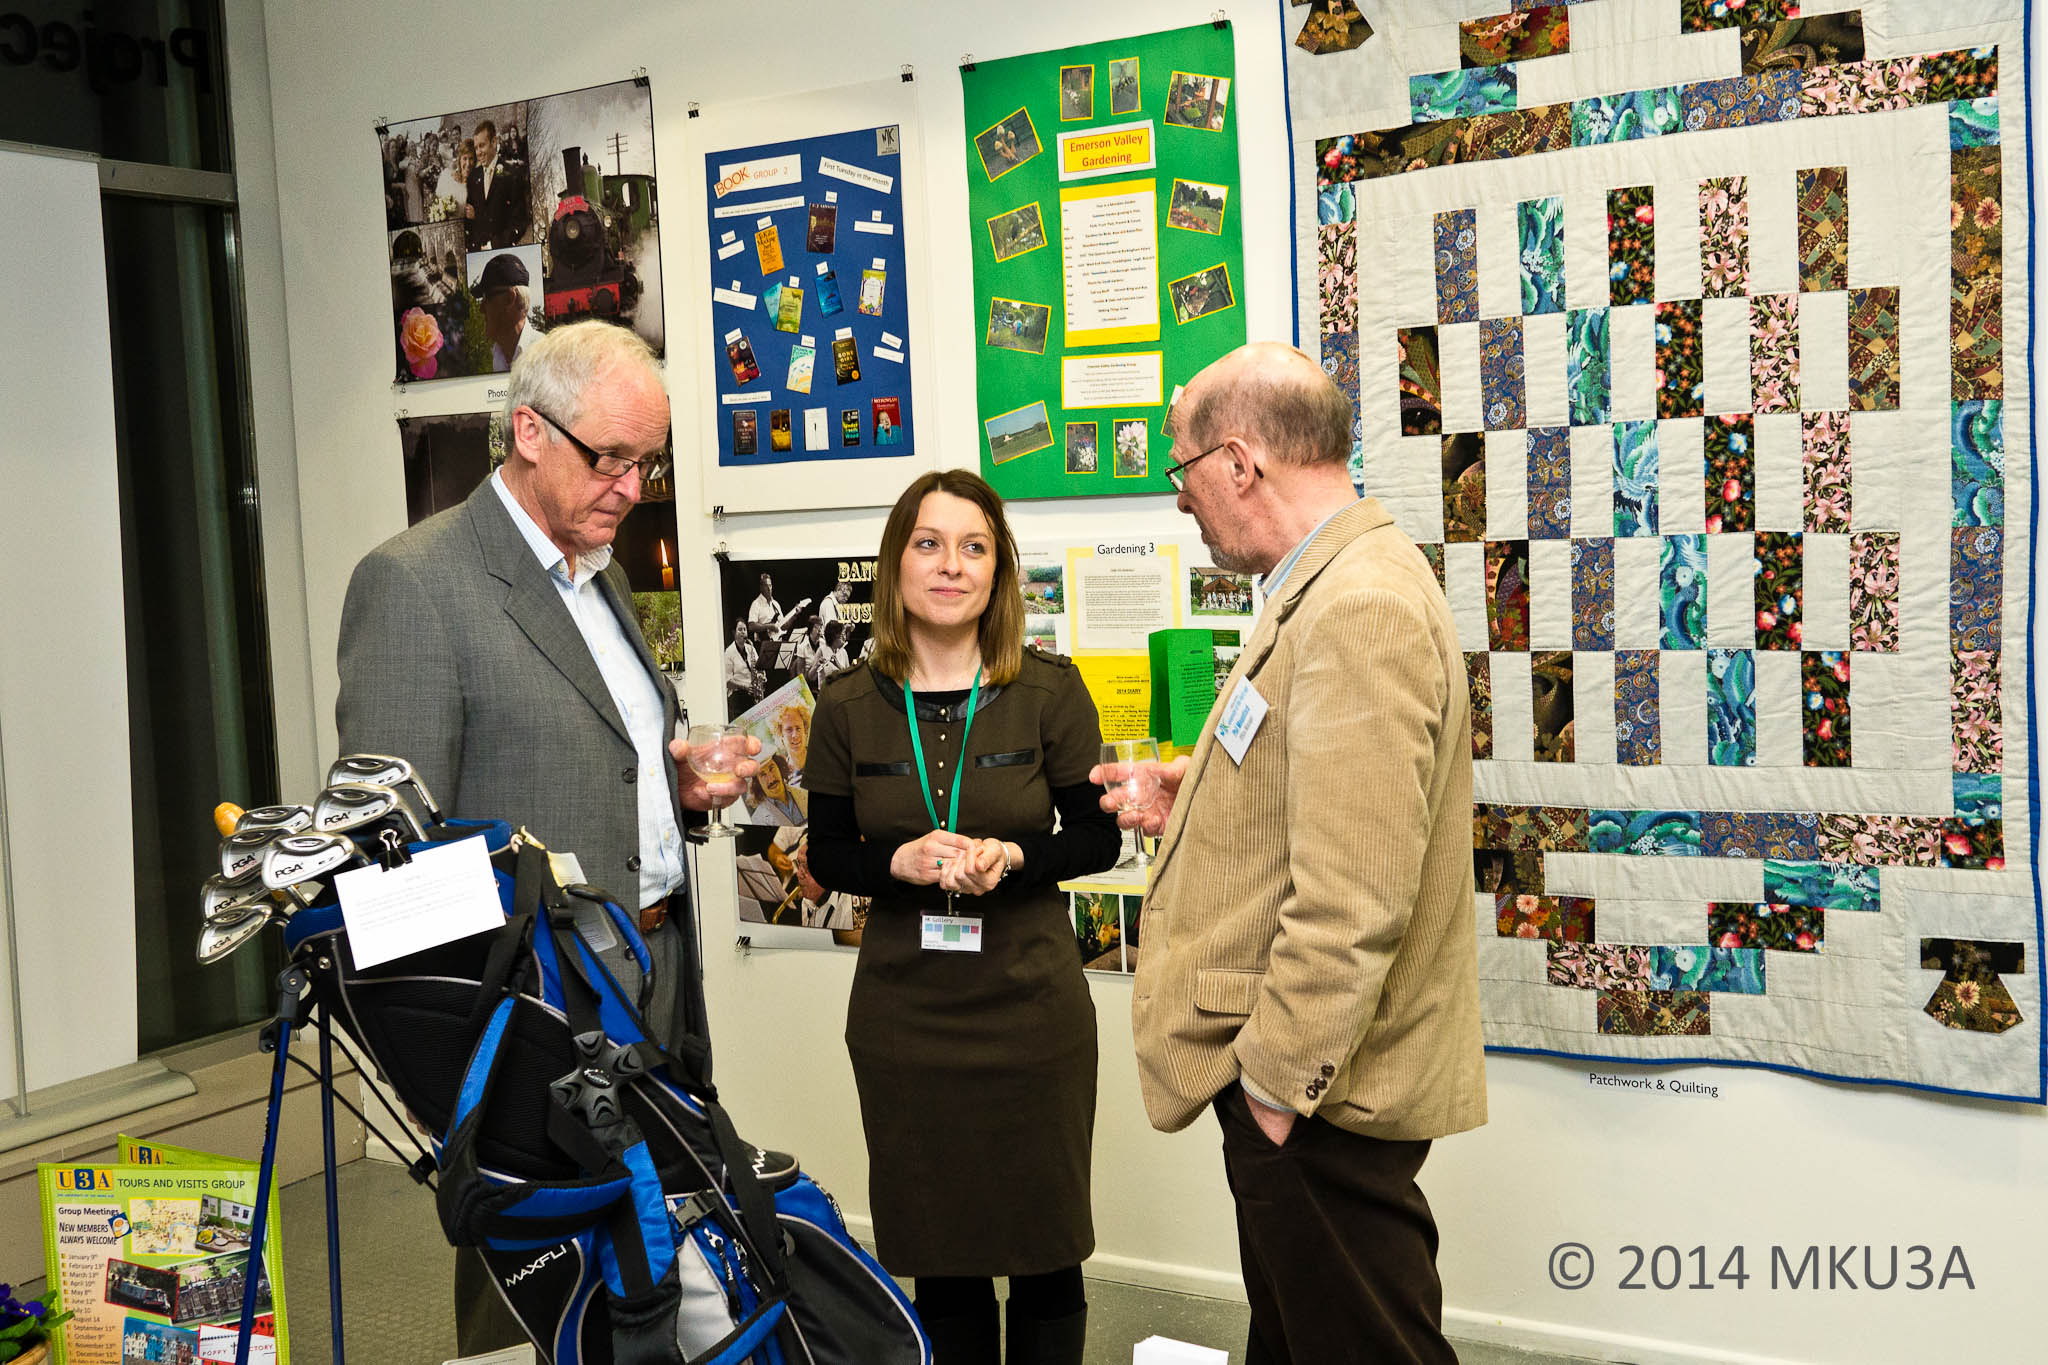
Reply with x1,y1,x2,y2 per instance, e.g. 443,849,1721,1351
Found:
336,477,706,1049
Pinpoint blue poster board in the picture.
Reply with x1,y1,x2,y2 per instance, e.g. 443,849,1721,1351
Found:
703,124,916,466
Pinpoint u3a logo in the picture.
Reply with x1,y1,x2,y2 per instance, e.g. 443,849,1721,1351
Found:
55,1168,99,1190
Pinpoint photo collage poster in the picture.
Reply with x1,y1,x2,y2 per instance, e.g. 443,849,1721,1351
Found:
703,125,916,466
381,79,665,384
395,412,684,687
961,23,1247,500
716,554,880,943
40,1150,286,1365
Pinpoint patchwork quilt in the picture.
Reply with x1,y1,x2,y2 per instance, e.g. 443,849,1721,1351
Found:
1283,0,2039,1100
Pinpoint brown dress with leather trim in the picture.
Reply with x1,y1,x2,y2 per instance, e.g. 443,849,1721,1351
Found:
805,649,1121,1277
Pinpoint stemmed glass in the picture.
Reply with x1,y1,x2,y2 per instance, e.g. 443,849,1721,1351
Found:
1099,738,1163,870
687,723,749,840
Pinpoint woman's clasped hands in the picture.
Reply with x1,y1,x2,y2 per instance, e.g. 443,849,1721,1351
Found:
889,829,1011,897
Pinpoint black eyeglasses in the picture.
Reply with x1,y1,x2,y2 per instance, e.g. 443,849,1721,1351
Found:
531,407,672,482
1165,441,1227,492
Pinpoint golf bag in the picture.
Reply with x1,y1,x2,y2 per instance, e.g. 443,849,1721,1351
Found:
280,820,928,1365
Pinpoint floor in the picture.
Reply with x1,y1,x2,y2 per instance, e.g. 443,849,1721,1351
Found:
275,1162,1595,1364
31,1158,1598,1363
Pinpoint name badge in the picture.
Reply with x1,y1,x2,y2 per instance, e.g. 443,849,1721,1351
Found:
1215,677,1269,765
921,913,984,953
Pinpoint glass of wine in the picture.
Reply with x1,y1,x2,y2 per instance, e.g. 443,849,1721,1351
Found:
687,723,748,841
1099,737,1163,870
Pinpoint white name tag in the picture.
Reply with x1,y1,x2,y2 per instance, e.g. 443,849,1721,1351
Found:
921,913,983,953
1214,677,1269,765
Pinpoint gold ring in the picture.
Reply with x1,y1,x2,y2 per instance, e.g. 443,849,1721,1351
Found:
937,857,946,869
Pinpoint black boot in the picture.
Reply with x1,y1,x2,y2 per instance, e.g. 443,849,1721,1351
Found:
918,1297,1001,1365
1005,1302,1088,1365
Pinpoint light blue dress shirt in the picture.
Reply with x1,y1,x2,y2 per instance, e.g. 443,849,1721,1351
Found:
491,472,686,907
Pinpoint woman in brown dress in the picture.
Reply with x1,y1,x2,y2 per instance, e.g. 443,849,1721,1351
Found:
806,470,1119,1365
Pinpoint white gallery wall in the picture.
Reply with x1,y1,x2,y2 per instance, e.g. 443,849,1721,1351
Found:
0,149,139,1093
250,2,2048,1361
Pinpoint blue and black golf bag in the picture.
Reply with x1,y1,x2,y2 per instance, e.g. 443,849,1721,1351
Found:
280,820,928,1364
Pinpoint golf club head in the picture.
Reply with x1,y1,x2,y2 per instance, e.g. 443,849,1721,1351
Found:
201,870,259,920
197,902,273,964
220,826,282,882
312,782,407,836
233,803,314,836
204,881,273,927
328,753,443,825
260,833,365,891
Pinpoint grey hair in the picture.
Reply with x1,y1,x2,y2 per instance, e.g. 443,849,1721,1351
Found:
1174,342,1354,468
503,320,660,429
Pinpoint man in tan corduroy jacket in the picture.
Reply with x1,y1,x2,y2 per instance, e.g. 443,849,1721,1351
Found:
1102,342,1485,1365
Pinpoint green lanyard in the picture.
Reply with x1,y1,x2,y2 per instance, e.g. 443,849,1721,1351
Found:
903,668,981,833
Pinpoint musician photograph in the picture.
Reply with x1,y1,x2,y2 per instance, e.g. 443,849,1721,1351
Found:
719,557,875,705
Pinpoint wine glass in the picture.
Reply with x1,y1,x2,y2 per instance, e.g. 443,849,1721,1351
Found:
1099,738,1163,870
687,723,748,840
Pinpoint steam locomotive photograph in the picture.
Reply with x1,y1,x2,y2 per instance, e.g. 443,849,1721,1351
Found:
379,77,665,383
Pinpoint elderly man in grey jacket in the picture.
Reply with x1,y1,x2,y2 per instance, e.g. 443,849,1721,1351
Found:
336,319,752,1354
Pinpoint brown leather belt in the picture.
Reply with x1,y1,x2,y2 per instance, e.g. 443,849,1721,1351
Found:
639,897,670,933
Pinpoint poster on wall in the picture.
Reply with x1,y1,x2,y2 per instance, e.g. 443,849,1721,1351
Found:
716,553,880,947
396,412,684,690
1020,535,1248,751
379,78,665,384
711,538,1239,951
689,78,939,514
1066,870,1149,976
1287,2,2037,1101
961,24,1247,500
703,125,916,472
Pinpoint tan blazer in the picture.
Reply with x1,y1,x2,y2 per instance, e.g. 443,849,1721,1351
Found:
1132,498,1486,1140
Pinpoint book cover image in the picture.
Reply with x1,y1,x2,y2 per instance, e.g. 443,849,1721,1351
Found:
807,203,837,253
733,409,759,455
770,409,793,453
832,335,862,385
725,331,761,385
754,221,784,274
858,264,887,317
841,408,862,446
815,264,843,316
787,342,815,394
775,283,804,334
872,396,902,446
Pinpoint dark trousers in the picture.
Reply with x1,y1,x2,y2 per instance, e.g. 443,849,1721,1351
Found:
456,1246,530,1356
1214,1085,1455,1365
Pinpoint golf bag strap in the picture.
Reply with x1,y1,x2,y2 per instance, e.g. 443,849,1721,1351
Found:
535,897,792,1293
436,841,562,1242
455,837,556,1046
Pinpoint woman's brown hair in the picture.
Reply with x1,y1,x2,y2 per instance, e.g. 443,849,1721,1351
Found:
868,469,1024,686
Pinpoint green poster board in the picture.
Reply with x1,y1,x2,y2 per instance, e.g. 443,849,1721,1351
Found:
962,23,1246,500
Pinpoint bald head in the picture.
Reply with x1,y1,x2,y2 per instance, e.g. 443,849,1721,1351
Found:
1170,341,1354,469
